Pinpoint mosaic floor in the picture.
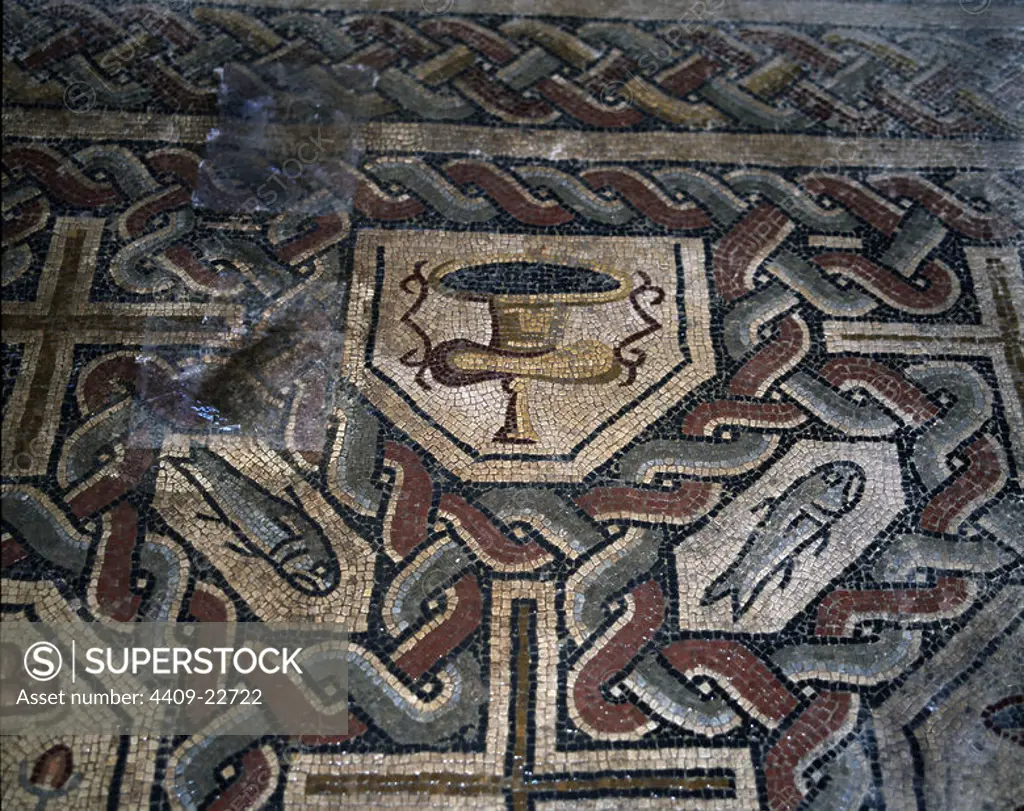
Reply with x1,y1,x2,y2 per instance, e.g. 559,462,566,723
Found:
2,0,1023,808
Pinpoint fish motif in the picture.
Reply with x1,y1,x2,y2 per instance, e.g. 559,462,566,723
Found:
173,448,339,596
702,461,866,620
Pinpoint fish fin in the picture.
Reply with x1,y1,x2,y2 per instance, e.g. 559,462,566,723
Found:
701,576,735,606
277,513,302,534
225,541,257,559
813,529,832,557
281,485,305,510
750,499,774,522
778,558,795,591
731,586,757,621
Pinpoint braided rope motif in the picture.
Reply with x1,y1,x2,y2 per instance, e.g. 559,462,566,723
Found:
4,3,1022,136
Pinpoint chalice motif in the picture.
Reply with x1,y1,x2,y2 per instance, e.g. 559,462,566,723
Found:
399,255,663,443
